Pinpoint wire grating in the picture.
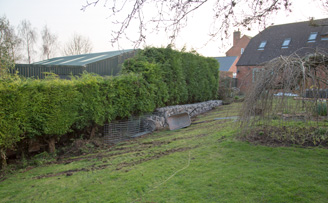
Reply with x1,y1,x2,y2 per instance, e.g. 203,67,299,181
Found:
103,114,155,144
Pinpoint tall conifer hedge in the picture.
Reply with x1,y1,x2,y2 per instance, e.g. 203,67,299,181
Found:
0,47,219,168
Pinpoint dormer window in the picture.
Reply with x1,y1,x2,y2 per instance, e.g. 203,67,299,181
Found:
308,32,318,42
321,32,328,41
258,41,267,50
282,38,291,48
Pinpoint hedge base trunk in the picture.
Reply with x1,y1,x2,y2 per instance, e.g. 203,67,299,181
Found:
46,137,56,154
90,126,97,139
0,149,7,170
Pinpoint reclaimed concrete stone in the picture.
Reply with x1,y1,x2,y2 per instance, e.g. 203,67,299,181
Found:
145,100,222,130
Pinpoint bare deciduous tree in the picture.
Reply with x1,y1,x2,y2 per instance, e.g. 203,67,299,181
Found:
62,33,93,56
0,16,22,76
81,0,298,47
18,19,37,64
41,25,58,60
81,0,328,48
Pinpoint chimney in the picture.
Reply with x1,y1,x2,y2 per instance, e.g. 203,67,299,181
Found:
233,30,241,46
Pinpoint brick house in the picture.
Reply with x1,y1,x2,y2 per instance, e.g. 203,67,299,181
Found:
214,31,251,80
236,18,328,93
226,31,251,58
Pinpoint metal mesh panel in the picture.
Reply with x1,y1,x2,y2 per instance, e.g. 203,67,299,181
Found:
103,114,155,144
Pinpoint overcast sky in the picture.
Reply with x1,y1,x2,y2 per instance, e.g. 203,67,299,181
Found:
0,0,327,61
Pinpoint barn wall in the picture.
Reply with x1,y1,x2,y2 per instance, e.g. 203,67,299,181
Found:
13,64,85,79
86,50,138,76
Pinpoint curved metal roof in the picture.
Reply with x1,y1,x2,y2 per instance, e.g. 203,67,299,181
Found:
33,49,135,66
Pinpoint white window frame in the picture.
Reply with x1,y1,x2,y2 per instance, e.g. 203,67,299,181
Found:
258,41,267,50
308,32,318,42
282,38,291,48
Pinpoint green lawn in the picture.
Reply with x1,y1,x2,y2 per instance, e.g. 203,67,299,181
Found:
1,103,328,203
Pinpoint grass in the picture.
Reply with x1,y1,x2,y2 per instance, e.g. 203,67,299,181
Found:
1,103,328,202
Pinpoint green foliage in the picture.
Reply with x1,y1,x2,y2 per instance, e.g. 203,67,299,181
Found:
0,16,19,78
21,77,81,138
71,73,107,129
123,46,219,106
316,102,327,116
0,72,158,164
30,151,56,166
0,78,27,155
247,124,328,147
181,52,219,103
122,56,169,107
111,73,156,117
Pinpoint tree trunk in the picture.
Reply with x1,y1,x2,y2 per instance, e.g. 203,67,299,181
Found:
90,126,97,139
46,137,56,154
0,148,7,170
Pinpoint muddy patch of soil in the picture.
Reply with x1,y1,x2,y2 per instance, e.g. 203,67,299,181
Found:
58,138,113,158
34,168,91,179
239,126,328,148
34,146,198,179
53,133,206,166
115,146,198,171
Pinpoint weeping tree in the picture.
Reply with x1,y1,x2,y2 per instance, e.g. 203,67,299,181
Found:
240,51,328,147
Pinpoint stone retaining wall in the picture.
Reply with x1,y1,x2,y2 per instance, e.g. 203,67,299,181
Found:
146,100,222,130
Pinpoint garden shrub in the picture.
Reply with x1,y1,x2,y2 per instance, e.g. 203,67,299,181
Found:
110,73,156,118
23,76,81,153
71,73,108,138
0,77,28,168
122,56,169,107
123,46,219,106
142,47,189,105
316,102,327,116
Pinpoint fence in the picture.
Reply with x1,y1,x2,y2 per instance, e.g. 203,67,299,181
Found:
305,89,328,99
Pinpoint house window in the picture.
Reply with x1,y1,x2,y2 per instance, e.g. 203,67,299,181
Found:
308,32,318,42
321,33,328,41
281,38,291,48
241,48,244,54
252,68,262,82
258,41,267,50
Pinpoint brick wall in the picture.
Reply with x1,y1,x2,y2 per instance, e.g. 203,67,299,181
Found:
226,35,250,58
237,65,264,93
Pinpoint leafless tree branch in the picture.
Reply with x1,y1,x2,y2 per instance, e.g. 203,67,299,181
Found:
81,0,300,47
41,25,58,60
18,19,37,64
62,33,93,56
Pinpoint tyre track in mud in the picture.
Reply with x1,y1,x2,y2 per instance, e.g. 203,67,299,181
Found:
34,146,198,179
33,118,230,179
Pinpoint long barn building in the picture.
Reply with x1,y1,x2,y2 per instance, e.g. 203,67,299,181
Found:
13,49,137,79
